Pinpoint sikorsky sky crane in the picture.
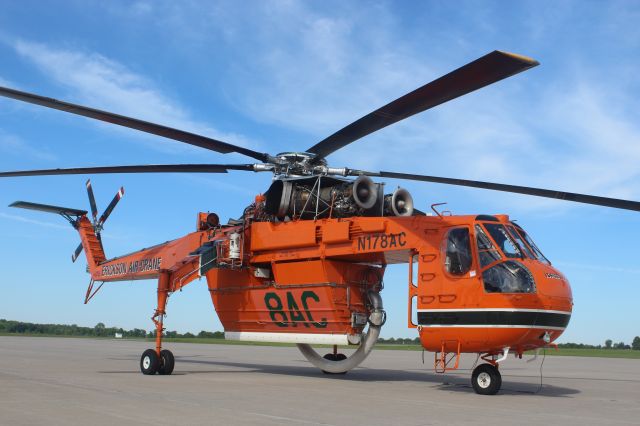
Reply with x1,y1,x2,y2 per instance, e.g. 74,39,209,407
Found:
2,51,638,395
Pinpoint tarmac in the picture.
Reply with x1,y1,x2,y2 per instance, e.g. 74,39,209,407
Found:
0,336,638,426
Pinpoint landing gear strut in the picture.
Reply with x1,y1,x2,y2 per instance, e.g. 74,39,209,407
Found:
471,363,502,395
140,271,175,375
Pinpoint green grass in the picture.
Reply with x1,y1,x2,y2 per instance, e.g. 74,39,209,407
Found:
2,333,639,359
526,347,640,359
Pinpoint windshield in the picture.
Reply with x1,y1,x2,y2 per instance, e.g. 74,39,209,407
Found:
475,225,502,267
482,223,523,259
506,225,535,259
511,223,551,265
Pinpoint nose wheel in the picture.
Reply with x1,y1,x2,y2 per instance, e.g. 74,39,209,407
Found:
471,363,502,395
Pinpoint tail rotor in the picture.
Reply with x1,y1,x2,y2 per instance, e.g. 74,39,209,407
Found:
71,180,124,263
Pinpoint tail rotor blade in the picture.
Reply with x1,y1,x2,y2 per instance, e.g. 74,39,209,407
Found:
98,187,124,226
71,243,84,263
86,179,98,222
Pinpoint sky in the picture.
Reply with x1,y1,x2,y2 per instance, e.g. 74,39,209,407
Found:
1,0,639,345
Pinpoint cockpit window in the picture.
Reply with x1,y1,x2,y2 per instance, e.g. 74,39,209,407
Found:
512,224,551,265
483,223,522,259
475,225,502,268
507,225,535,259
443,227,472,276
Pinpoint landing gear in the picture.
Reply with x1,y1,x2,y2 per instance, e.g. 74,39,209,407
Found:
471,363,502,395
140,349,159,375
158,349,175,375
140,272,176,376
139,349,174,375
321,352,348,375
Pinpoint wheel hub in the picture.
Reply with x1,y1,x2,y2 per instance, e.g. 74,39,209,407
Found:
142,355,151,369
477,371,491,388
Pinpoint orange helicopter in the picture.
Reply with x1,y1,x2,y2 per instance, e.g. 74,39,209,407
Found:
1,51,636,395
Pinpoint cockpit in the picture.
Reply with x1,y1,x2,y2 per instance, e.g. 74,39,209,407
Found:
443,215,551,294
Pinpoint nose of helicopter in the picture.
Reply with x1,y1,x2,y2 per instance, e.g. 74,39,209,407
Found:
535,264,573,303
530,262,573,343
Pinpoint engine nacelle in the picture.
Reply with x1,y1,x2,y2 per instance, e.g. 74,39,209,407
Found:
264,176,413,219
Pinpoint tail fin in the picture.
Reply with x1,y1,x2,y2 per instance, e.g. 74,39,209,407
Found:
9,180,124,267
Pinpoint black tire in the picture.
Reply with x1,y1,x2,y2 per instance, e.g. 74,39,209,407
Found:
471,363,502,395
321,353,348,375
158,349,175,375
140,349,159,375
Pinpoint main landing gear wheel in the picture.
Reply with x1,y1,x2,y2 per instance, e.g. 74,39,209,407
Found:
471,363,502,395
140,349,159,375
322,353,348,375
158,349,175,375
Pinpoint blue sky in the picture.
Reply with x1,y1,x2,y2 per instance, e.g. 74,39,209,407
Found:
1,1,639,345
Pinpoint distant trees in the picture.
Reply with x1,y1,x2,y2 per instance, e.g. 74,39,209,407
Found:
605,339,613,349
198,330,224,338
0,319,223,339
633,336,640,351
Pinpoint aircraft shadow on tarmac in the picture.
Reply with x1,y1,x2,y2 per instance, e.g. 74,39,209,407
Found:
101,354,580,397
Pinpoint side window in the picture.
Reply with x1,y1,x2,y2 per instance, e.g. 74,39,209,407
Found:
482,261,536,293
443,227,472,276
475,225,502,268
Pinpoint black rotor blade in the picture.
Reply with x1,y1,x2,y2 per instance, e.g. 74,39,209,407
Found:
0,86,270,162
9,201,87,216
71,243,84,263
86,179,98,222
98,187,124,227
0,163,256,178
361,170,640,212
308,51,538,159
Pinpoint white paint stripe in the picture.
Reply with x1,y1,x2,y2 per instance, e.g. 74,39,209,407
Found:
225,331,353,345
416,308,571,315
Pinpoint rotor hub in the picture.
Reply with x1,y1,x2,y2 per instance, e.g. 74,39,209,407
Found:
272,152,328,177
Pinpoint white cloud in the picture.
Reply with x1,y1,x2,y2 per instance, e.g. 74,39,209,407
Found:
159,3,640,216
0,130,57,162
0,212,69,230
12,4,640,216
11,40,257,157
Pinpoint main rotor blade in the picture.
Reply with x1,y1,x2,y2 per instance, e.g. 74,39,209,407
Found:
86,179,98,222
0,86,270,162
98,187,124,226
363,170,640,212
71,243,84,263
0,164,256,177
307,51,538,159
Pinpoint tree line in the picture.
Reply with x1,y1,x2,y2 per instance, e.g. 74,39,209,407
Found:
1,319,639,349
0,319,223,339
